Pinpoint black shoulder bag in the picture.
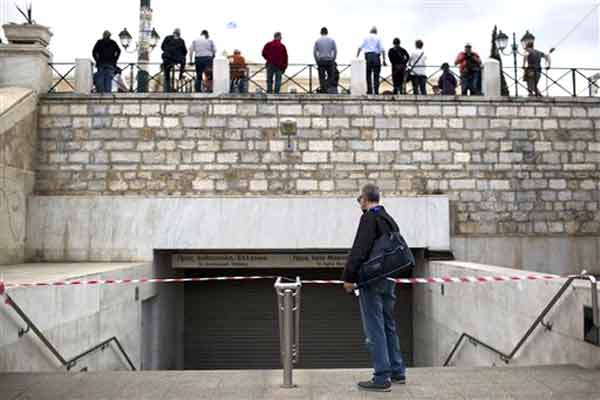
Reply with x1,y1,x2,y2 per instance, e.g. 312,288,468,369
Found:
358,213,416,287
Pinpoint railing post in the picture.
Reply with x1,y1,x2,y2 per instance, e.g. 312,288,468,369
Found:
275,277,301,388
130,63,135,93
74,59,93,94
572,68,577,97
309,65,313,93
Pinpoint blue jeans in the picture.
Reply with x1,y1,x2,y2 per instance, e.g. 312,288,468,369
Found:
461,71,481,95
359,279,406,385
266,64,282,94
95,64,114,93
195,56,213,93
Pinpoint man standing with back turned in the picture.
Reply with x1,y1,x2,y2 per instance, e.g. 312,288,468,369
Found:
262,32,288,94
314,27,337,94
357,27,387,95
92,31,121,93
342,184,407,393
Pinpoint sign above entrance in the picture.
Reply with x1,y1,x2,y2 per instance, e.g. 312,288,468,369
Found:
172,253,348,269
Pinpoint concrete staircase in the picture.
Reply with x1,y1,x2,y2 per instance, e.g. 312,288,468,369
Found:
1,365,599,399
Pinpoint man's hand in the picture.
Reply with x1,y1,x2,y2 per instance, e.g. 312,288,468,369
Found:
343,282,356,293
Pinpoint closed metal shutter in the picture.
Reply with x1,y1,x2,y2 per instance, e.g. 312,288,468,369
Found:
184,268,412,370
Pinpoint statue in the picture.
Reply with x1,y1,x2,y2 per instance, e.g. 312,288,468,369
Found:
490,26,510,96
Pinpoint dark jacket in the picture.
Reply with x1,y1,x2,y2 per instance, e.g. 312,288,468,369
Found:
92,38,121,66
161,35,188,65
262,39,288,71
388,46,409,68
438,71,457,95
342,206,399,283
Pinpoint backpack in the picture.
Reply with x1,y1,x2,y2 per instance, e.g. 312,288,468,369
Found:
358,212,416,287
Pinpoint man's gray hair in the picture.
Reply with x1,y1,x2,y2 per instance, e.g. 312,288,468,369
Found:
361,184,380,203
174,28,181,36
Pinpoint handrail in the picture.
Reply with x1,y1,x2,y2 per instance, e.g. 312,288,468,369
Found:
47,61,600,96
444,274,599,366
2,291,136,371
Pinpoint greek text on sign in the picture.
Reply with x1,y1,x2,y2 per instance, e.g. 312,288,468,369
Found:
172,253,348,269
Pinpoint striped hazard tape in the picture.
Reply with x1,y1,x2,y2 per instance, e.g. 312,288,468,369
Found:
0,273,567,292
302,274,562,285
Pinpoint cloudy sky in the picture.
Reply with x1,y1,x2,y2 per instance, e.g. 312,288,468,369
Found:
1,0,599,68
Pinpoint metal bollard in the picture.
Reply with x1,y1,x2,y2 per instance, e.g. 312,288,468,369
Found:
275,277,301,388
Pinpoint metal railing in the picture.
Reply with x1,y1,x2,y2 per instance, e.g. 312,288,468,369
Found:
274,277,301,388
444,272,600,367
1,290,136,371
48,61,600,96
503,67,600,97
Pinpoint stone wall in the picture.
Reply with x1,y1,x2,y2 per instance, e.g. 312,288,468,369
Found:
36,94,600,239
414,261,600,369
0,87,37,265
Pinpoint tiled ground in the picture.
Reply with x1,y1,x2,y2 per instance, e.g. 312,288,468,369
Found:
1,365,599,400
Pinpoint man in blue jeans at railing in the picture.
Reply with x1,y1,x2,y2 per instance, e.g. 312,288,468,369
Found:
343,184,406,393
92,31,121,93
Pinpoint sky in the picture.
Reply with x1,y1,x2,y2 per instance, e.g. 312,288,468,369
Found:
1,0,599,68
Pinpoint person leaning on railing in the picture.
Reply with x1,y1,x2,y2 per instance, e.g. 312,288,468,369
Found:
92,30,121,93
523,42,551,97
161,28,188,93
189,30,216,93
357,26,387,95
229,50,248,94
454,43,482,96
408,40,427,95
388,38,410,95
313,27,338,94
262,32,288,94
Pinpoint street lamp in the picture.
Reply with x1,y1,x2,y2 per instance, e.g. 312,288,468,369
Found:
118,27,160,52
495,30,535,96
117,0,160,92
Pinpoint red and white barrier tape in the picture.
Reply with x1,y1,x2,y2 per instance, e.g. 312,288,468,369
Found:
302,274,562,285
0,273,565,292
0,275,273,291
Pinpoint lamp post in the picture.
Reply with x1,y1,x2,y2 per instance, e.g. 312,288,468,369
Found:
495,30,535,96
118,0,160,92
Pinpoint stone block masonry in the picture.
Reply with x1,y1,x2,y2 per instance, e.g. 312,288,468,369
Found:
36,94,600,237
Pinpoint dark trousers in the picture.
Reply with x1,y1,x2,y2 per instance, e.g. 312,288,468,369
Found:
317,60,335,93
266,64,283,94
411,74,427,95
365,53,382,95
164,63,175,93
391,65,406,95
525,69,542,96
230,78,248,93
195,56,213,93
461,70,481,95
95,64,114,93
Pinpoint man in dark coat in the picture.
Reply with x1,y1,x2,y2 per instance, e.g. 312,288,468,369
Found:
388,38,409,95
342,184,407,393
92,31,121,93
161,28,188,93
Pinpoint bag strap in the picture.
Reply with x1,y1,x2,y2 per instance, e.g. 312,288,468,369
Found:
371,211,395,236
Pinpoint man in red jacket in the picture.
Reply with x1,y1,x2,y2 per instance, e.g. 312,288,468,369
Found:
262,32,288,94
